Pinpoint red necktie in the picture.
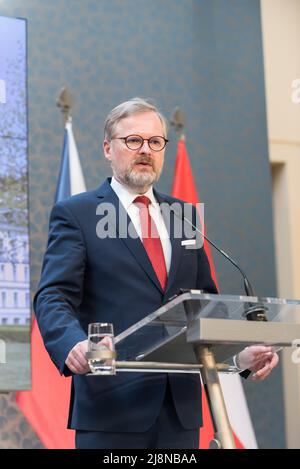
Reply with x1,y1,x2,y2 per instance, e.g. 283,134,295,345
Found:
134,195,167,291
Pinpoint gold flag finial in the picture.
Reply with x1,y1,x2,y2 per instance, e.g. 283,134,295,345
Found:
56,87,73,125
170,107,186,140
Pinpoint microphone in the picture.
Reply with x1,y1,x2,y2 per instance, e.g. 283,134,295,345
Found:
172,206,267,322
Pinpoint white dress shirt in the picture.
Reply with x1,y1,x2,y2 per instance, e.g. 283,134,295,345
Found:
110,177,172,274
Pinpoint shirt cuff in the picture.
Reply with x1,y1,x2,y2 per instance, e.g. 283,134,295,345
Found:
233,354,244,371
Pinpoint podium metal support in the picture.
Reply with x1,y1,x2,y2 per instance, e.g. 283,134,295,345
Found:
194,345,236,449
114,361,230,373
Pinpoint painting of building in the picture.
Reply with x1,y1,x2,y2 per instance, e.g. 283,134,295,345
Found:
0,220,30,325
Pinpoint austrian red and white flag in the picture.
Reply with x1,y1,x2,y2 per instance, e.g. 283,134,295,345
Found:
172,137,257,449
16,118,86,448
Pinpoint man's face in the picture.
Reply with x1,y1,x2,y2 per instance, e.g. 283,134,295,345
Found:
103,111,166,192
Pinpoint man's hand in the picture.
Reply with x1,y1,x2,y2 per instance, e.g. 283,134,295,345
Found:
65,339,90,374
237,345,279,381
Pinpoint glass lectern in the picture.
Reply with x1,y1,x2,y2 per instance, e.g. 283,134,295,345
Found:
104,291,300,448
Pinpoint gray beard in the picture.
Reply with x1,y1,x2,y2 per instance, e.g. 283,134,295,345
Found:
113,165,162,191
123,170,158,189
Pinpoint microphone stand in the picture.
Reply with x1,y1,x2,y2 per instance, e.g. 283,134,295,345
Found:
176,210,268,322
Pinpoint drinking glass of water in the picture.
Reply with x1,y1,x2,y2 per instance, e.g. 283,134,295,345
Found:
87,323,116,375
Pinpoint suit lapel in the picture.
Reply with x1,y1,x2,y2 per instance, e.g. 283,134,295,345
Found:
96,179,163,293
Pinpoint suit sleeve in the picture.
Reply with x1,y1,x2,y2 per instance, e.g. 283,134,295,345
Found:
34,201,88,376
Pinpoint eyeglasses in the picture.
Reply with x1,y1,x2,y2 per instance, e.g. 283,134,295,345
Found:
112,134,169,152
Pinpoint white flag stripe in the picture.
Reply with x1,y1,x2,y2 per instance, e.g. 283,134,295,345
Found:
220,373,258,449
66,119,86,196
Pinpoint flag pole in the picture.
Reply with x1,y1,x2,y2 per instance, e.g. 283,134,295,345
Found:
55,87,86,200
170,106,236,448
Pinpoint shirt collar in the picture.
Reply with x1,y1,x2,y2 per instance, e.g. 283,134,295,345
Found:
110,176,157,210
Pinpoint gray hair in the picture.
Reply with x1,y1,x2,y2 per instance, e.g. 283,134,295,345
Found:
104,97,168,140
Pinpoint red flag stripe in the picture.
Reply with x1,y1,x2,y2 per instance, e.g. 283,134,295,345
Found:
172,139,219,289
16,318,75,448
172,137,244,449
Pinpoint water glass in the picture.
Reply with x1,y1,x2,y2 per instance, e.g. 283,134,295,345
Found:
87,323,116,375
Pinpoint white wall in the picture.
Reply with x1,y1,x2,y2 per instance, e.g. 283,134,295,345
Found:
260,0,300,448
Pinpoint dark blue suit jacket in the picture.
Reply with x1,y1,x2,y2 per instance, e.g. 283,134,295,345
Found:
34,178,217,432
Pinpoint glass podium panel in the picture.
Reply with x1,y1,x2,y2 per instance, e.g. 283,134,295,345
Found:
114,291,300,364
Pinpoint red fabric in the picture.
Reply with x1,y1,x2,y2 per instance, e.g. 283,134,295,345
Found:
199,389,244,449
134,195,167,290
16,319,75,448
172,138,243,449
172,139,219,289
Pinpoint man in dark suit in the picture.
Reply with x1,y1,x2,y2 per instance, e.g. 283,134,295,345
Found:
34,98,278,449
